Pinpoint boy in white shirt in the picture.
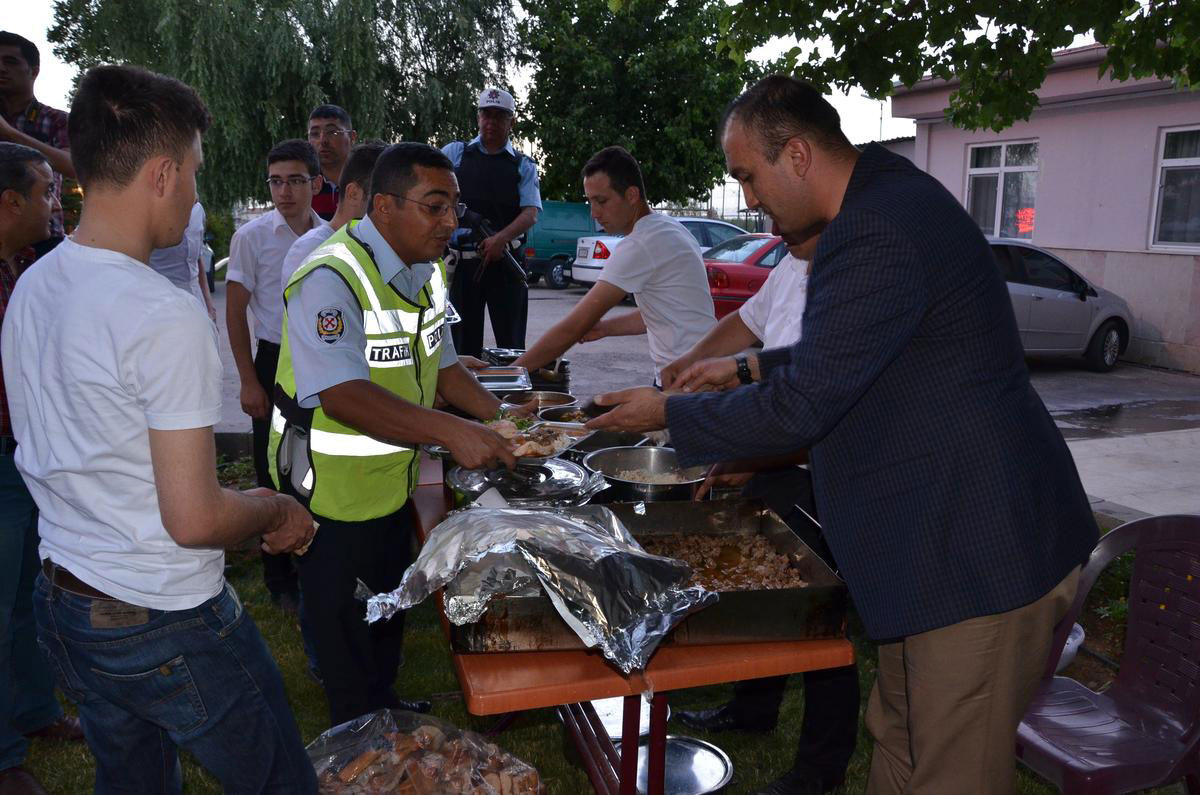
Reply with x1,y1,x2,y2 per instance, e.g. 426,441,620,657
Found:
226,138,323,611
2,64,317,793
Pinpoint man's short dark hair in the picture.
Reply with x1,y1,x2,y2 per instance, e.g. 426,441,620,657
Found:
581,146,646,202
0,143,47,197
309,104,352,128
0,32,39,70
68,65,211,189
369,143,454,206
340,141,387,193
722,75,854,163
267,139,319,177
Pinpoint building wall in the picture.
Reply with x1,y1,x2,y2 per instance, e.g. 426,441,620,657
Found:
895,66,1200,372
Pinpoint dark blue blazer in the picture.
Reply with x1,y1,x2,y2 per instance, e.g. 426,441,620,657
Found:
667,144,1097,640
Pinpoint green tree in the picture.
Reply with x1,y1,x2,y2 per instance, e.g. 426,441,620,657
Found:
49,0,517,209
519,0,748,204
708,0,1200,132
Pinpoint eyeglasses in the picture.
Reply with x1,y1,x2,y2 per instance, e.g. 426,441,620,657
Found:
307,127,352,141
266,176,316,189
380,192,466,219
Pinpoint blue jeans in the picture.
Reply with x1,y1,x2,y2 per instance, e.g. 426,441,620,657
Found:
34,574,316,794
0,452,61,771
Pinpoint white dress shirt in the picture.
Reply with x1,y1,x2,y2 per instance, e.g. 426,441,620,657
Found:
226,208,321,343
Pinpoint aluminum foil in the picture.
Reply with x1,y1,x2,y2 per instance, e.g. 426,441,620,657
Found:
364,506,717,673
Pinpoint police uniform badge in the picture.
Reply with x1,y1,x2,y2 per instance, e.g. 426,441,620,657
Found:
317,307,344,344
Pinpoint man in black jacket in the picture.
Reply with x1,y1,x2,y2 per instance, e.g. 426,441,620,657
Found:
441,88,542,356
590,76,1097,794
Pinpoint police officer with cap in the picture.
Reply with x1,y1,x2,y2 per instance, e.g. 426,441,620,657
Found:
442,87,542,357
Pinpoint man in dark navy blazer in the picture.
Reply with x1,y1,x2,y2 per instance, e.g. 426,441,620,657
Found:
590,76,1098,795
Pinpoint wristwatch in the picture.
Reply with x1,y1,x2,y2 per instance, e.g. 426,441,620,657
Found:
735,355,753,385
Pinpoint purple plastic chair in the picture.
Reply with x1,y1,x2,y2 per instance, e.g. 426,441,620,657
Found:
1016,514,1200,794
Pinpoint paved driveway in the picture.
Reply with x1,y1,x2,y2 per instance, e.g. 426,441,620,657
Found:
215,282,1200,516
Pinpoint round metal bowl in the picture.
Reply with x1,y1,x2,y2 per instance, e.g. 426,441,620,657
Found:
500,390,577,409
614,735,732,794
538,405,590,423
582,446,708,502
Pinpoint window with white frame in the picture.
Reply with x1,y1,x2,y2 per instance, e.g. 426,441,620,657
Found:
965,141,1039,238
1153,127,1200,247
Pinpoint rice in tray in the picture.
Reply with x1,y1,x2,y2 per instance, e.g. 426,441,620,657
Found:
613,467,693,485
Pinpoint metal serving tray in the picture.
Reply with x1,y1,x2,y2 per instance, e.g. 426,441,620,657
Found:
446,499,848,653
473,366,532,393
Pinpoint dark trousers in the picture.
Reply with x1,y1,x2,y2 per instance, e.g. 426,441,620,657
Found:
252,341,296,598
449,255,528,357
734,467,860,781
0,454,62,771
296,505,415,727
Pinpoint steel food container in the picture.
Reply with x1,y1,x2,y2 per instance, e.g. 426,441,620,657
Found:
500,390,577,409
447,499,848,653
537,405,590,423
582,446,707,502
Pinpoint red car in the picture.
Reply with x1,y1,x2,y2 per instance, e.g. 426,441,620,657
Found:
704,233,788,319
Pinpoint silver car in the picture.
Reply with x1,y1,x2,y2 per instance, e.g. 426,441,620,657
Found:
989,239,1132,372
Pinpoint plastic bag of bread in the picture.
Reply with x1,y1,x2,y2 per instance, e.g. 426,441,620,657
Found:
307,709,544,794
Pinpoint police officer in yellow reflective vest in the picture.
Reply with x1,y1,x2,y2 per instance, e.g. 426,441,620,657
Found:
268,143,515,726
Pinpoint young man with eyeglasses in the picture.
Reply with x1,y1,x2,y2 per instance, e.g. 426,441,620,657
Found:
267,142,516,726
225,138,323,614
306,104,357,221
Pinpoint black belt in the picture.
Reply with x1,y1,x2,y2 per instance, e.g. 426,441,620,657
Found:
42,560,116,600
0,436,16,455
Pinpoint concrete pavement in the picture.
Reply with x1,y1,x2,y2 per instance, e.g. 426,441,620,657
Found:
214,281,1200,519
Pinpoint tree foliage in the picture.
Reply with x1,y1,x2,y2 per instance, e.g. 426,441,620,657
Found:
49,0,517,209
518,0,749,205
707,0,1200,132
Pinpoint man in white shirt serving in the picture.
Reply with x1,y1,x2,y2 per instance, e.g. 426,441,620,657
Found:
1,64,317,793
514,146,715,384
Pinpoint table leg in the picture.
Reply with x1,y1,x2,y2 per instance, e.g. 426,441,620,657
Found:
647,692,669,795
619,695,641,795
558,703,619,794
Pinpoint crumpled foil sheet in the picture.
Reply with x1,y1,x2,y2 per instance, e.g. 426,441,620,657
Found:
364,506,717,673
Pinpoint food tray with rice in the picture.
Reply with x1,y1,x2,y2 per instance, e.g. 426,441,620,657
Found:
446,499,848,653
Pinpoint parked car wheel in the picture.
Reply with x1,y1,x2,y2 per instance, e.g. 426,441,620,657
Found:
1085,320,1122,372
545,257,570,290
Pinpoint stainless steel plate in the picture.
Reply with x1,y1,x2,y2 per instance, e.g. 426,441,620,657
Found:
614,735,733,795
446,457,589,502
589,695,671,739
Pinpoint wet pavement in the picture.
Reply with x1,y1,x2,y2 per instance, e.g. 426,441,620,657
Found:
1052,399,1200,441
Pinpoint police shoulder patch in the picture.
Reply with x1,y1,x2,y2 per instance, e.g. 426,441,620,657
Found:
316,307,345,344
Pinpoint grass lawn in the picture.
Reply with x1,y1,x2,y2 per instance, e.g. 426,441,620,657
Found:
21,463,1183,793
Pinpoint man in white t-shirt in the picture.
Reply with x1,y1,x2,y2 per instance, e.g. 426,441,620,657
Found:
514,146,714,383
660,241,811,387
1,64,317,793
226,138,323,612
280,140,385,292
147,200,217,321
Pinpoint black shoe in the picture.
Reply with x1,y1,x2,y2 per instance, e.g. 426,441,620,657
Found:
271,591,301,617
754,768,843,795
675,703,776,733
395,699,432,714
